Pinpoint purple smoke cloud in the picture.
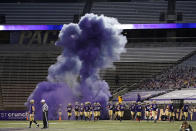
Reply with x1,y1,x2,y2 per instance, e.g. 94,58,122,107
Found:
26,13,127,120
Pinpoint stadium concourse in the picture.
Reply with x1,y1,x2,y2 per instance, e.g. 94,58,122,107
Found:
0,0,196,131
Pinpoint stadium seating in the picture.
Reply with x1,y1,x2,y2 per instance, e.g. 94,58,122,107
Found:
0,1,196,24
92,1,167,24
0,46,59,109
176,1,196,23
92,1,196,24
1,46,195,108
0,87,3,110
181,54,196,67
0,1,196,109
118,51,196,101
126,42,196,48
102,47,196,93
0,3,84,24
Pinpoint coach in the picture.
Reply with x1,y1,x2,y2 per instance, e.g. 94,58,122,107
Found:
41,99,48,129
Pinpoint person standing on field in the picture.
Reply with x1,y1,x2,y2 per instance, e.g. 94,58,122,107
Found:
41,99,48,129
28,99,39,128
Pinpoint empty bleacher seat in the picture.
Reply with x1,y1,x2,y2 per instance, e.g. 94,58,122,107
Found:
0,3,84,24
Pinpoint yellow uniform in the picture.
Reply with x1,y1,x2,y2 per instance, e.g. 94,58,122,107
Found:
109,110,113,116
29,114,34,121
151,103,158,122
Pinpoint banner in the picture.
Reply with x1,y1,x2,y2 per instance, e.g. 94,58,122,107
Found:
0,111,27,120
10,31,58,45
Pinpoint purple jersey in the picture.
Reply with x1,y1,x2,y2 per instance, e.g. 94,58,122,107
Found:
107,104,113,110
89,104,93,111
183,105,189,112
80,106,84,112
129,105,135,112
113,105,118,111
29,104,34,114
169,104,174,112
94,105,101,111
67,105,72,113
145,105,151,111
119,104,125,111
84,105,90,112
136,105,142,112
151,104,158,111
75,105,80,111
97,105,101,111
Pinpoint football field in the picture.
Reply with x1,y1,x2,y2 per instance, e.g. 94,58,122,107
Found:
0,120,195,131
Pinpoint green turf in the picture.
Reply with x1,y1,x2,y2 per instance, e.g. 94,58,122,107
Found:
0,120,195,131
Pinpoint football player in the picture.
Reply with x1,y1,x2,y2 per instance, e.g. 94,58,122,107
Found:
84,102,90,121
107,102,114,120
114,102,119,120
29,99,39,128
151,101,158,123
97,102,101,120
182,102,189,121
190,103,194,121
168,102,175,122
67,103,72,120
80,103,84,120
136,102,142,122
93,102,98,121
89,102,93,120
118,102,125,122
129,102,135,120
165,104,169,120
74,102,80,120
145,102,151,121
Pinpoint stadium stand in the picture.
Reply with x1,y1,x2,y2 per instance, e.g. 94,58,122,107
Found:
140,68,195,90
118,52,196,102
181,54,196,67
0,1,196,24
0,3,84,24
102,47,196,93
92,1,167,24
176,1,196,23
1,45,194,108
92,1,196,24
2,46,195,108
126,42,196,48
119,47,195,62
0,1,196,110
0,46,60,109
0,86,3,110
